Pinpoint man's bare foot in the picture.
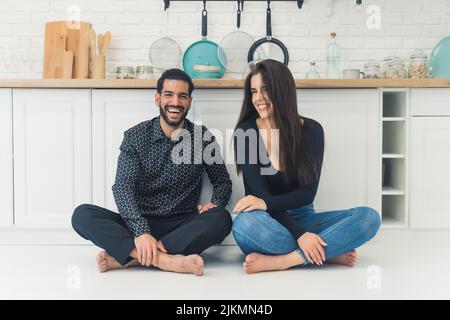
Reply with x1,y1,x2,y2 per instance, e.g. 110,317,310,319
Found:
155,253,204,276
327,250,357,267
243,252,304,274
96,251,138,273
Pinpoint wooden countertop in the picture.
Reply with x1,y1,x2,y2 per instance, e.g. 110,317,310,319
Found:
1,78,450,89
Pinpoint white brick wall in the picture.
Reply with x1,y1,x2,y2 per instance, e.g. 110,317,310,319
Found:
0,0,449,78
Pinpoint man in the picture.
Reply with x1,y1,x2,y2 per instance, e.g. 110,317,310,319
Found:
72,69,233,276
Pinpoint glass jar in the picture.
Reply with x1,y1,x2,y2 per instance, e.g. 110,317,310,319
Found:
305,61,320,79
116,66,135,79
385,58,407,79
408,51,429,79
136,66,154,80
382,56,397,78
363,60,381,79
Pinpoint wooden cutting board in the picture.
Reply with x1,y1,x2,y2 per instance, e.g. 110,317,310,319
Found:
43,21,91,79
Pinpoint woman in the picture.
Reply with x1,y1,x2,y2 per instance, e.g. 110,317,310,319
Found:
232,59,381,274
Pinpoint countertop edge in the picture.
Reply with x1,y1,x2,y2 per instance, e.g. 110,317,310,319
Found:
1,79,450,89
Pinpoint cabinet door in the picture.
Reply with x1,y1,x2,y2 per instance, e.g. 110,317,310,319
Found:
13,89,92,228
298,89,381,213
190,89,245,211
0,89,13,227
92,90,160,212
410,117,450,228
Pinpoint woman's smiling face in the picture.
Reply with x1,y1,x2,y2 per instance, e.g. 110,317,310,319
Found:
250,73,272,120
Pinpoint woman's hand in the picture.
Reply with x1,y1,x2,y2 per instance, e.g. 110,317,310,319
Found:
297,232,327,265
233,195,267,213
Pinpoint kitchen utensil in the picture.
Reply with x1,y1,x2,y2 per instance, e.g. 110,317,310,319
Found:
247,1,289,65
53,34,68,79
92,54,105,79
43,21,91,79
183,1,225,79
98,34,104,55
218,1,255,76
149,10,182,73
103,31,111,54
62,50,74,79
429,36,450,78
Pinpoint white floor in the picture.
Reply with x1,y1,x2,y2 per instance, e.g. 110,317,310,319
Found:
1,229,450,300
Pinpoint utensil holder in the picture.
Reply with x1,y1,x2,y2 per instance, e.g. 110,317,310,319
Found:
92,54,105,79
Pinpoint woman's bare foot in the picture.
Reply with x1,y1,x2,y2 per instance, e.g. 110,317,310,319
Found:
243,252,304,274
327,250,358,267
155,253,204,276
96,251,138,273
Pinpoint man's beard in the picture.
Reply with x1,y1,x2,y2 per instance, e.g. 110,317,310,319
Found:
159,104,189,127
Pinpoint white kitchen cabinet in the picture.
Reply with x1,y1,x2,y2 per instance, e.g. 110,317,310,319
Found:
92,89,160,212
191,89,246,212
298,89,381,213
0,89,13,227
13,89,92,228
193,89,381,215
410,117,450,228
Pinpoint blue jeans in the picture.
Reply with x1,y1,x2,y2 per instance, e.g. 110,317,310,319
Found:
232,204,381,266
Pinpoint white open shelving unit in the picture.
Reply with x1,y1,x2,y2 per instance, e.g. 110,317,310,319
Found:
381,89,409,228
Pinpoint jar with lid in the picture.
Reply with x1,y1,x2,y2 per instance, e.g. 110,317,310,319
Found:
382,56,397,78
363,60,381,79
384,57,408,80
136,66,154,80
305,61,321,79
116,66,136,79
408,51,429,79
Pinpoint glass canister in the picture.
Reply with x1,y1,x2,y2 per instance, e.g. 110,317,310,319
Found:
408,51,429,79
136,66,154,80
363,60,382,79
384,58,407,79
116,66,136,79
382,56,396,78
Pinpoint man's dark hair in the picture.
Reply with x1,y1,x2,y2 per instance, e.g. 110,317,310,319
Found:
156,69,194,96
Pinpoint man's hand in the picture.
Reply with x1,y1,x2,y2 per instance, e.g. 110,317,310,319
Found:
297,232,327,265
134,234,167,267
197,202,217,214
233,195,267,213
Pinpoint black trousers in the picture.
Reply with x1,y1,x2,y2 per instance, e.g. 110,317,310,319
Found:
72,204,233,265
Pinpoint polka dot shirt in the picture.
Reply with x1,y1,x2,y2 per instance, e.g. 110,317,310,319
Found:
112,116,232,237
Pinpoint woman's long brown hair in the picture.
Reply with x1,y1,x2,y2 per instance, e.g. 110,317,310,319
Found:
234,59,321,187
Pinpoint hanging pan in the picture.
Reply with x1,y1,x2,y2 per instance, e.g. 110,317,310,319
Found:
182,1,225,79
247,0,289,65
217,1,255,76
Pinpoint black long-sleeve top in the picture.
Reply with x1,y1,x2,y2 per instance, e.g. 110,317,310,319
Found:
112,116,232,237
234,116,324,239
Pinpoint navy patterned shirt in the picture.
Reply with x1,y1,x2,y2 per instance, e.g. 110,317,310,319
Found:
112,116,232,237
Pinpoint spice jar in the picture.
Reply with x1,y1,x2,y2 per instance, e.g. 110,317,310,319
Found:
136,66,154,80
363,60,382,79
408,51,429,79
116,66,136,79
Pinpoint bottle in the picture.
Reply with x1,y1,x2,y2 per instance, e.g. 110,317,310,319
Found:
305,61,320,79
326,32,341,79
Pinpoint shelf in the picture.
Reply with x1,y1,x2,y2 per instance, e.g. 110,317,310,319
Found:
381,90,408,228
382,186,405,195
382,117,406,122
382,154,405,158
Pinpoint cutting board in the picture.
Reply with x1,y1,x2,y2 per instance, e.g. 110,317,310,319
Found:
43,21,91,79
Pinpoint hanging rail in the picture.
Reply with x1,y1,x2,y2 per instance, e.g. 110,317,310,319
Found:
164,1,363,11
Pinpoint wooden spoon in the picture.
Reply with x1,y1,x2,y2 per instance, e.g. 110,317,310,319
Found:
98,34,104,55
102,31,111,55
